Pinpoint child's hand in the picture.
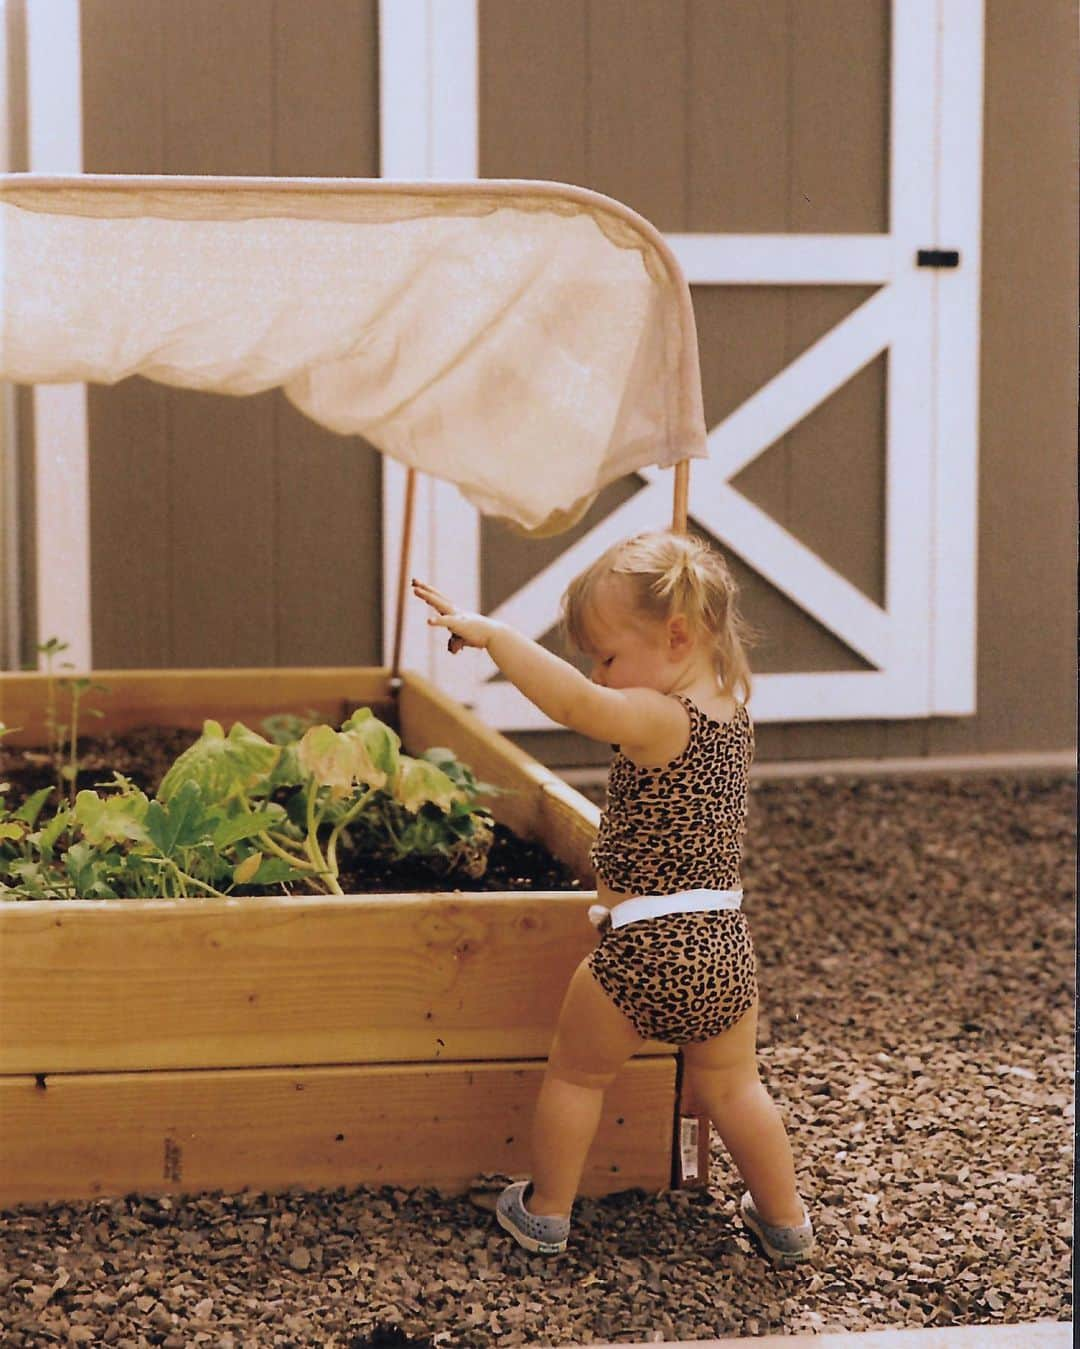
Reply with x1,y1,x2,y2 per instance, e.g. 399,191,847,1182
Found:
411,579,499,652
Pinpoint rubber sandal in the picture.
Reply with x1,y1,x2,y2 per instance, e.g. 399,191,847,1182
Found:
739,1191,815,1267
495,1181,570,1255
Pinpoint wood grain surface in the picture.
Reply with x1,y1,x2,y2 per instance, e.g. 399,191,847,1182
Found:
0,1057,675,1205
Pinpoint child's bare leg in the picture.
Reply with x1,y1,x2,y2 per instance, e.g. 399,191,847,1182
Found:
528,959,644,1217
683,1000,805,1227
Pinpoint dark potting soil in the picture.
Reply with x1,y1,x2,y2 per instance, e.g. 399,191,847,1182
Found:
0,727,583,895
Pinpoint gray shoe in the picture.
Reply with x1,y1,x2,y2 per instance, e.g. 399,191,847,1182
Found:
495,1181,569,1255
739,1191,815,1267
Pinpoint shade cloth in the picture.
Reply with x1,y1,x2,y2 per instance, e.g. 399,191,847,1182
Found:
0,175,706,535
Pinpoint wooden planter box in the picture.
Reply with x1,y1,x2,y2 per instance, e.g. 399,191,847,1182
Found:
0,667,679,1208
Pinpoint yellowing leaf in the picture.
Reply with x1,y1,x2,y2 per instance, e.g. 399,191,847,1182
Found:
394,757,463,814
342,710,401,783
233,851,263,885
298,718,399,796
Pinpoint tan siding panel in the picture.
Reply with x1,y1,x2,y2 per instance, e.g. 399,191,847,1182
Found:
479,0,587,184
586,0,687,230
81,0,164,173
272,0,379,177
88,381,171,666
160,3,276,666
687,0,789,233
784,341,885,609
4,0,28,173
270,1,382,666
789,0,889,234
78,0,385,669
272,399,383,666
168,389,277,666
162,1,273,176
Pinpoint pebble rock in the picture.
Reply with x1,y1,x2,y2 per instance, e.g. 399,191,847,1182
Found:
0,774,1072,1348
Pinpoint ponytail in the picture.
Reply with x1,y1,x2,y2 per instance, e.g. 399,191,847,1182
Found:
562,530,755,702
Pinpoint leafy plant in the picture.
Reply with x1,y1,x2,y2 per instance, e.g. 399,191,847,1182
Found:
0,706,497,901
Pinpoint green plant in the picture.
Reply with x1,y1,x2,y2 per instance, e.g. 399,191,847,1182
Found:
34,637,110,805
0,707,497,901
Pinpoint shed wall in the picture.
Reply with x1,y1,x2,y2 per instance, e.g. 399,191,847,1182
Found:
78,0,384,671
5,0,1075,762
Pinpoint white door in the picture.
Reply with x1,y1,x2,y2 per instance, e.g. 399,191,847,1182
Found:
382,0,984,728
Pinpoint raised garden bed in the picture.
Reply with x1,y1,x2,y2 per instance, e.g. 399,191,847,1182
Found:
0,667,678,1208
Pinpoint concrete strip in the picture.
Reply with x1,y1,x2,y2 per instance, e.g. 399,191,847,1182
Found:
570,1320,1071,1349
558,749,1076,789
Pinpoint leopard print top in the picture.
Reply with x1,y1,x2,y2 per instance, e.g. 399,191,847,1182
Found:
589,695,753,896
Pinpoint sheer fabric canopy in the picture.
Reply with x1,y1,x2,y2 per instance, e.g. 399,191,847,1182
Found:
0,175,706,534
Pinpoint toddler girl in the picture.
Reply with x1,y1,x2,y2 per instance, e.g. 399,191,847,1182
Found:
412,530,813,1265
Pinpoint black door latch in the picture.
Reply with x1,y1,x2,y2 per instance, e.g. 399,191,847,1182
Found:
917,249,961,268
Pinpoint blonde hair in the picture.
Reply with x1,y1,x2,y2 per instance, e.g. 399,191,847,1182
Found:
561,531,755,702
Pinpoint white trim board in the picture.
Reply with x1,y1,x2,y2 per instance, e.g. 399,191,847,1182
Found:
378,0,481,705
25,0,90,670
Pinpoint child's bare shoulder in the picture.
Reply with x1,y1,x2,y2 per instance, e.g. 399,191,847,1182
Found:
619,688,694,767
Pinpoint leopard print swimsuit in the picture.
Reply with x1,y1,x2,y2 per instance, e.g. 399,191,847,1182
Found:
587,696,758,1044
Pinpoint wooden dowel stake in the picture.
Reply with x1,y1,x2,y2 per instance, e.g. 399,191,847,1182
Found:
672,460,690,535
390,467,417,685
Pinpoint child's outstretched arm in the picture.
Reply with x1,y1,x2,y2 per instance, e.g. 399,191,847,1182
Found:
410,579,682,753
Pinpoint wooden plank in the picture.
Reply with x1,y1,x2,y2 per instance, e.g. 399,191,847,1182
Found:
0,893,667,1074
538,778,600,884
0,1056,676,1206
0,666,393,746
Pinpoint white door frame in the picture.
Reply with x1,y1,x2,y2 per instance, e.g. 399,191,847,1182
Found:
17,0,91,670
379,0,984,729
378,0,482,704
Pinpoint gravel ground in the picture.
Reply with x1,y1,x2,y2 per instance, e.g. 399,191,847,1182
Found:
0,773,1073,1347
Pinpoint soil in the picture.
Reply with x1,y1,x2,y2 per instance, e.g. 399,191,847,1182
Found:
0,729,583,895
0,771,1074,1348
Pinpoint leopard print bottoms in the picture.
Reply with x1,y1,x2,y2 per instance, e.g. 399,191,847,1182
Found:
587,909,757,1044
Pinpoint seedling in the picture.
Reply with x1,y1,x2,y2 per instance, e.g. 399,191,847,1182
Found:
34,638,110,805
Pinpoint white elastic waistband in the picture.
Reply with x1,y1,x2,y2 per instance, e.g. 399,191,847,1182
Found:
588,887,743,931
